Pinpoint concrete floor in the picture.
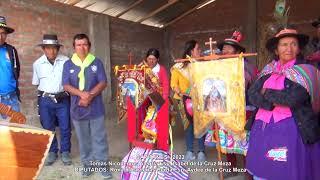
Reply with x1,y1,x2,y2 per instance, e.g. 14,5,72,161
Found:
37,115,247,180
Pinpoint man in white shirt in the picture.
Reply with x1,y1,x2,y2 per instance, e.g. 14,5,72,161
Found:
32,34,72,166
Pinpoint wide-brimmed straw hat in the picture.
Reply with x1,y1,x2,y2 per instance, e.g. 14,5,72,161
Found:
0,16,14,34
217,31,246,53
266,27,309,52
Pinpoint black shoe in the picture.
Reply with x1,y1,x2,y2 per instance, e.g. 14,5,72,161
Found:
45,152,58,166
61,152,72,165
101,171,113,179
81,165,94,178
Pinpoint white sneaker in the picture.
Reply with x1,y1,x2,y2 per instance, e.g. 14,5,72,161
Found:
184,151,196,161
197,151,206,162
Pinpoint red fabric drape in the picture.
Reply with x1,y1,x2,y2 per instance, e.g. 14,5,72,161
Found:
156,99,169,151
127,96,136,143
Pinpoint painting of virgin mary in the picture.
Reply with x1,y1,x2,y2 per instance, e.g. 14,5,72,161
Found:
121,78,139,108
203,79,227,112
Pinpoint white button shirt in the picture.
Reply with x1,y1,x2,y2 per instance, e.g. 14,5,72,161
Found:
32,54,69,93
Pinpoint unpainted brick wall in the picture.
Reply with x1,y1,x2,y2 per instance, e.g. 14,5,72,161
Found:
256,0,320,69
165,0,320,69
165,0,252,67
0,0,91,126
0,0,164,125
109,16,164,100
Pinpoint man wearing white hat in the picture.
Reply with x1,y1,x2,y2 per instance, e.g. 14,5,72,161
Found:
0,16,20,120
32,34,72,166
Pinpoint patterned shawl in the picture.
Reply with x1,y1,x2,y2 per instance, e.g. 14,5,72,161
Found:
259,60,320,113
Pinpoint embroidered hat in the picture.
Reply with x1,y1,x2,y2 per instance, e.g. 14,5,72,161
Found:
217,31,246,53
266,27,309,52
38,34,63,47
0,16,14,34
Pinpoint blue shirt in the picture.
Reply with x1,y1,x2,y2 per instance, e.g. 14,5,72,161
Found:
0,46,16,95
62,57,107,121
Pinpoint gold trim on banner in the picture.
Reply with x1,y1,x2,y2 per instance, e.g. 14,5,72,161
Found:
190,57,246,139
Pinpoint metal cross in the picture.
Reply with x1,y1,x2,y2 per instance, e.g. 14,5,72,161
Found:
128,52,133,65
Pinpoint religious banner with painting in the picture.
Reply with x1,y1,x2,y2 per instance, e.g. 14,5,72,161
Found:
189,57,246,139
114,65,146,122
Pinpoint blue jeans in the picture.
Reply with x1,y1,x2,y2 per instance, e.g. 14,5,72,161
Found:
72,116,109,166
185,123,206,152
0,92,20,119
38,96,71,153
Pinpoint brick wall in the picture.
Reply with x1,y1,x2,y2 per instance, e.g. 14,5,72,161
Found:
0,0,92,126
165,0,320,69
165,0,252,67
109,17,164,99
0,0,164,125
256,0,320,69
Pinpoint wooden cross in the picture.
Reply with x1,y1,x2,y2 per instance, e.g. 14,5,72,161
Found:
205,37,217,55
128,52,133,65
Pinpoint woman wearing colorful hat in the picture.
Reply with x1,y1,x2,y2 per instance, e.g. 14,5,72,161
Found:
245,25,320,180
217,31,258,89
207,31,257,176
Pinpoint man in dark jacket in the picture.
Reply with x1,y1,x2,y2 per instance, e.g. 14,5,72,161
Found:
0,16,20,120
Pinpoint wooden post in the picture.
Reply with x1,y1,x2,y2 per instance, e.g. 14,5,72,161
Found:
214,123,224,180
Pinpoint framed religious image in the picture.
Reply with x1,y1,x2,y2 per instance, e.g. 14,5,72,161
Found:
114,66,146,122
121,78,139,109
189,57,246,138
203,78,227,112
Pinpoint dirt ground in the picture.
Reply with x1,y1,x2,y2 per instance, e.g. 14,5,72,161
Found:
37,115,247,180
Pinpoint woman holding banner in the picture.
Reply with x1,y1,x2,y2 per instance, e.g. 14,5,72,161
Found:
171,40,207,161
207,31,257,174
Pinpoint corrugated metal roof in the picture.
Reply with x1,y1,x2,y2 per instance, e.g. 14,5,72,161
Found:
103,0,137,16
120,0,167,22
154,0,201,23
53,0,216,28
